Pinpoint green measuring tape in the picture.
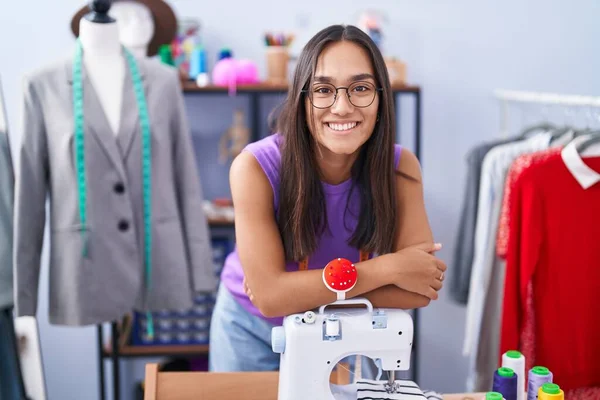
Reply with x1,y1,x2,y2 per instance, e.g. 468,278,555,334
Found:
73,39,154,338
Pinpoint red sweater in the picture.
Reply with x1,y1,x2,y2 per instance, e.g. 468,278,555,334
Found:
501,152,600,391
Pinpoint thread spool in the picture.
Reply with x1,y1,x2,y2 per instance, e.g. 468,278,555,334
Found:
325,316,340,337
492,367,518,400
486,392,505,400
538,383,564,400
502,350,525,400
189,46,206,78
527,366,553,400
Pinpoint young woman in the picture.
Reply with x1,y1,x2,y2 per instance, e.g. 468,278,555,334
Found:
209,24,446,372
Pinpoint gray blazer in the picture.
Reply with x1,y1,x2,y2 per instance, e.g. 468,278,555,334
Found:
14,56,217,325
0,129,14,309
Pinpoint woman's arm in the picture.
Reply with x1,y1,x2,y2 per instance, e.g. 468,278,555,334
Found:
230,151,393,318
362,148,442,309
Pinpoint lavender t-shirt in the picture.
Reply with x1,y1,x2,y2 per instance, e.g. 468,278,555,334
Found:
220,133,402,325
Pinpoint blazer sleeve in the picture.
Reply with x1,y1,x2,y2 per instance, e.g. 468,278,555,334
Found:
169,72,217,292
13,76,49,316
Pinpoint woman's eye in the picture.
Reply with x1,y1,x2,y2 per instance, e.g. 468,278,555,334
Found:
314,87,332,94
353,85,369,92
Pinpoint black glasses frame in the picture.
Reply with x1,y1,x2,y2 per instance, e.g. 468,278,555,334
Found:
301,81,384,109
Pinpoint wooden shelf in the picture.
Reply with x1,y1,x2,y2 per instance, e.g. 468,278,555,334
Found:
182,81,287,93
103,343,209,358
207,217,234,226
182,80,420,94
391,83,421,92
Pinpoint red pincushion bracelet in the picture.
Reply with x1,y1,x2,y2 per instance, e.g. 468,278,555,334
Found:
322,258,358,300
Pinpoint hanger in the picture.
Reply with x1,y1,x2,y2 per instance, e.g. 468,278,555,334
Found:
571,106,600,140
576,131,600,153
548,125,572,144
518,122,555,138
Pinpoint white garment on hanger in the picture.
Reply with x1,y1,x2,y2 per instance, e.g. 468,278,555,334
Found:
463,132,552,392
561,134,600,189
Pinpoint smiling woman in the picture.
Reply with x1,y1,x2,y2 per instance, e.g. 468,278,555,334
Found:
209,24,446,373
279,29,407,262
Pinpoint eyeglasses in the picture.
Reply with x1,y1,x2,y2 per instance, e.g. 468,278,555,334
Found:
302,81,383,109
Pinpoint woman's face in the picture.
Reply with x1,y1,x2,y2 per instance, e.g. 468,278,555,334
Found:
306,40,380,156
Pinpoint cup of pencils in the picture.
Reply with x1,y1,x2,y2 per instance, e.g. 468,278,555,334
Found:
264,32,294,85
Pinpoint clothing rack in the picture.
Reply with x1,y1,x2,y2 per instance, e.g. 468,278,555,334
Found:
494,89,600,136
494,89,600,107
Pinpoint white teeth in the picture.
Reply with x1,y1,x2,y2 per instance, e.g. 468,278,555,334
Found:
328,122,357,131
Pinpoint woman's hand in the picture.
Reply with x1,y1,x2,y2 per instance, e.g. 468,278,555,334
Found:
386,242,447,300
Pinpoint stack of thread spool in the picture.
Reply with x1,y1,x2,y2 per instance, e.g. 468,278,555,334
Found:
537,383,564,399
502,350,525,400
490,350,564,400
493,367,519,400
528,366,553,399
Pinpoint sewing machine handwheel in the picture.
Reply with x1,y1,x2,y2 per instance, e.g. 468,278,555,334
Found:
318,298,373,314
271,326,286,354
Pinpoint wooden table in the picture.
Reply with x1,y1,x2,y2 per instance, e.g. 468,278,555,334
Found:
143,363,486,400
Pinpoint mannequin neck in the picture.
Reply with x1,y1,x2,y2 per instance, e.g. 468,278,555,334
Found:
125,45,148,59
79,17,122,59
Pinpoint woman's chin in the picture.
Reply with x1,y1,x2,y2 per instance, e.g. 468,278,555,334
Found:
320,130,369,152
319,139,362,156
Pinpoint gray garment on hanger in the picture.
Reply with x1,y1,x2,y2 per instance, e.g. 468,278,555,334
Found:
0,131,14,309
450,138,517,305
14,56,217,325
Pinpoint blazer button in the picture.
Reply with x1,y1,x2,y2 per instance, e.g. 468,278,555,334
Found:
114,182,125,194
118,220,129,232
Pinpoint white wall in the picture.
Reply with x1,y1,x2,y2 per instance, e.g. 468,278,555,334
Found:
1,0,599,399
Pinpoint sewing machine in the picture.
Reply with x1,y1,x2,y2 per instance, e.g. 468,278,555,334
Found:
271,298,414,400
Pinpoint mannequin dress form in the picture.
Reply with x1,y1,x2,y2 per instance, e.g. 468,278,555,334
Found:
79,0,125,136
15,0,217,328
109,1,155,59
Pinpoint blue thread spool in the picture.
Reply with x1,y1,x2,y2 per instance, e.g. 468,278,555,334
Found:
218,48,233,60
189,46,206,79
493,367,518,400
527,366,553,400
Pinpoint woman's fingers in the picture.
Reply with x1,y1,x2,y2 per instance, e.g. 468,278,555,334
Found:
431,278,443,291
243,277,254,301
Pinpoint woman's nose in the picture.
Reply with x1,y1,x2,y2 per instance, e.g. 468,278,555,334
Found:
330,90,354,115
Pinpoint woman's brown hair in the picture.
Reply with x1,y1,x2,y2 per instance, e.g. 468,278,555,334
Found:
276,24,406,262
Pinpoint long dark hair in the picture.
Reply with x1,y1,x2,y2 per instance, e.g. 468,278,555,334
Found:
276,24,402,262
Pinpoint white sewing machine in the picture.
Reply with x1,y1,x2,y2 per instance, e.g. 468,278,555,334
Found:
271,298,414,400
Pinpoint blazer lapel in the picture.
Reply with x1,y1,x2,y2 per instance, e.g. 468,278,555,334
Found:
118,60,148,159
66,60,127,181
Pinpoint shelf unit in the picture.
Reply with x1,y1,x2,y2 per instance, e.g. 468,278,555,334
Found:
97,81,422,400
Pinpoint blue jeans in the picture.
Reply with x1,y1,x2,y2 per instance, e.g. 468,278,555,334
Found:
209,283,280,372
